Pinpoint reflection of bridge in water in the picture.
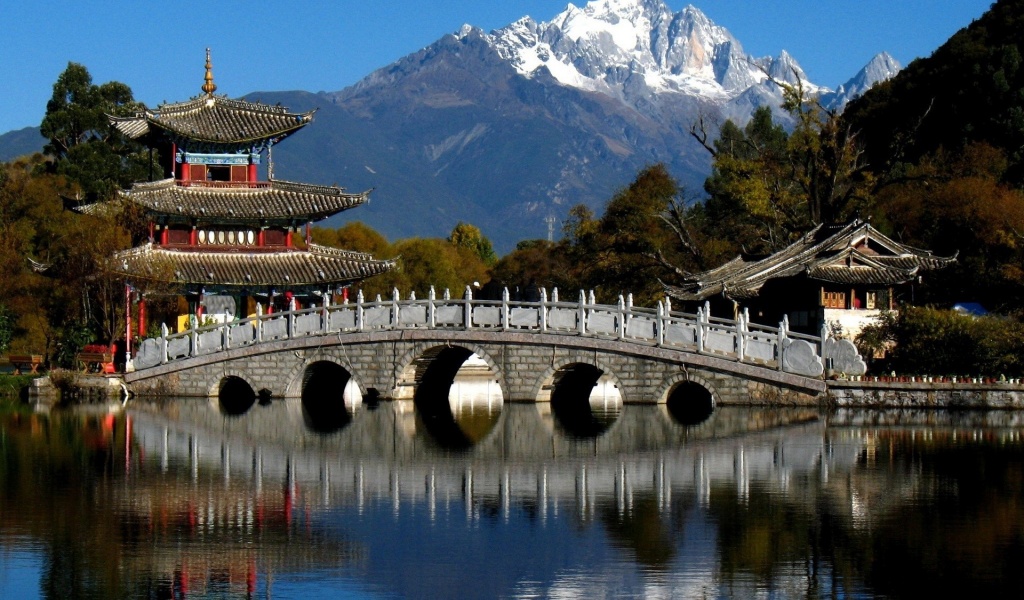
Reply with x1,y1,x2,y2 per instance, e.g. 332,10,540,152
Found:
108,402,1024,597
128,400,863,522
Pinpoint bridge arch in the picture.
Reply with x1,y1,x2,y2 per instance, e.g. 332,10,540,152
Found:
392,342,506,450
296,360,364,433
530,357,626,439
216,375,257,415
657,372,717,426
282,355,368,401
392,342,508,401
529,355,629,405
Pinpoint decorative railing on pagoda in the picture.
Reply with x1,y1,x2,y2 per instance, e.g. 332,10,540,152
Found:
139,288,829,378
177,180,272,189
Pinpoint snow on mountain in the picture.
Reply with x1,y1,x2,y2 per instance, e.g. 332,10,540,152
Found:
823,52,903,110
286,0,903,250
471,0,894,124
478,0,830,119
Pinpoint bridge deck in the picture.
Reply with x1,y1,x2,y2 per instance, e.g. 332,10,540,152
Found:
131,288,828,383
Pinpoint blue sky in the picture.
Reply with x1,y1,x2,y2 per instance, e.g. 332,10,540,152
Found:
0,0,993,134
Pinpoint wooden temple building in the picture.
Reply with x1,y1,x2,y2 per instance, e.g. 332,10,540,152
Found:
79,50,393,341
664,220,956,338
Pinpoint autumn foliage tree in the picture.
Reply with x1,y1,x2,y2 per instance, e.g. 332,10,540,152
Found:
311,221,492,300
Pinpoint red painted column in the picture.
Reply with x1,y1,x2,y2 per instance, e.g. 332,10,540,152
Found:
125,283,132,369
258,229,265,247
286,229,293,248
248,162,257,183
161,227,169,246
190,227,197,245
138,299,147,338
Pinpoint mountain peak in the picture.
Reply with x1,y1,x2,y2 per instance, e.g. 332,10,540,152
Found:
817,52,901,111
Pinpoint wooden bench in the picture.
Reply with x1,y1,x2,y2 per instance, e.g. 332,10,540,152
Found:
3,354,44,375
76,352,114,374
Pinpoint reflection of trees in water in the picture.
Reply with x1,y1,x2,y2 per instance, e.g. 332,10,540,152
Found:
0,411,360,599
702,433,1024,598
833,438,1024,598
707,484,824,587
596,493,689,571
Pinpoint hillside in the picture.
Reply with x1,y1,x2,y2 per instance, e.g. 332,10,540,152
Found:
0,126,43,162
844,0,1024,182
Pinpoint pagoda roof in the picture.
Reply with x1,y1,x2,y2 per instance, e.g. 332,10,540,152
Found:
665,220,956,302
109,95,315,145
108,178,370,222
112,243,395,289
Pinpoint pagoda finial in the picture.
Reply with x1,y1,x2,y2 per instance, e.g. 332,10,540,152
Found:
202,48,217,96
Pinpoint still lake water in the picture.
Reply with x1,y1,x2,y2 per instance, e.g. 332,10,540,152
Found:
3,389,1024,598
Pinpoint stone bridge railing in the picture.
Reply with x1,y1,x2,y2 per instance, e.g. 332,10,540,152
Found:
132,287,836,378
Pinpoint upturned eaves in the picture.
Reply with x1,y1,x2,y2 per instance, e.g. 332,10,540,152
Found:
115,178,370,222
109,96,315,145
112,243,394,288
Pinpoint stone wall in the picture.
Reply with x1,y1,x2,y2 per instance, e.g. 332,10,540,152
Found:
828,380,1024,409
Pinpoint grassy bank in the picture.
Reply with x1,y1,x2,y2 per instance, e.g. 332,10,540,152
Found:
0,374,35,409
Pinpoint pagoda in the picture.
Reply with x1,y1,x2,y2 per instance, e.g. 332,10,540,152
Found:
664,219,956,338
86,50,393,336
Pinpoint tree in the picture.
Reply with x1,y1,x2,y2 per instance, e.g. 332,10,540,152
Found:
311,221,390,256
489,239,575,297
448,222,497,266
697,79,873,253
0,304,13,356
39,62,155,201
702,107,799,253
364,238,489,299
870,143,1024,308
559,164,709,304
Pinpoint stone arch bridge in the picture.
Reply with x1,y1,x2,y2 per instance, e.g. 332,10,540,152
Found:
126,288,856,405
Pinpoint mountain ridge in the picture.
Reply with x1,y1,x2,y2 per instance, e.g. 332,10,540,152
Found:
1,0,900,251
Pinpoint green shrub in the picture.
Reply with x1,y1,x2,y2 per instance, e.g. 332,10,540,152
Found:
857,306,1024,376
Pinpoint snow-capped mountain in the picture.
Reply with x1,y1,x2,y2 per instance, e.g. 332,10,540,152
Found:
480,0,832,125
822,52,903,110
302,0,902,250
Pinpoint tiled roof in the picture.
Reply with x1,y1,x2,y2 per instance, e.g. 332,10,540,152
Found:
113,178,369,221
112,243,394,288
665,220,956,301
109,96,314,145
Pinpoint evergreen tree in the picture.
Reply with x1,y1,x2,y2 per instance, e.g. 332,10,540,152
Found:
39,62,155,201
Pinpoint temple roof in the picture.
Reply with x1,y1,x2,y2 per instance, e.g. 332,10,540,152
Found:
109,96,315,146
665,220,956,302
112,243,395,289
113,178,370,222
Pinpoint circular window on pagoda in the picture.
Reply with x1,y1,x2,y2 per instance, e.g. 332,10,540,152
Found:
228,231,235,244
246,231,254,245
207,230,215,244
218,231,225,244
198,230,206,244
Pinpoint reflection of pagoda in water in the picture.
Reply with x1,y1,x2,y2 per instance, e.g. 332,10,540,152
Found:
91,413,363,597
82,50,393,336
